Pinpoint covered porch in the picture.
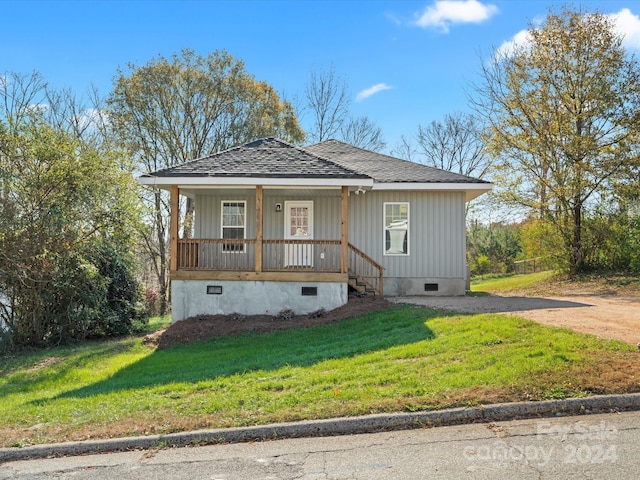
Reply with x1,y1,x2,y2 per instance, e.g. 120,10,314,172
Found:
169,185,383,297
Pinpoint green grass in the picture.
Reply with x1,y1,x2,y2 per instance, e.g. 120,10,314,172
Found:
471,271,556,293
0,306,637,447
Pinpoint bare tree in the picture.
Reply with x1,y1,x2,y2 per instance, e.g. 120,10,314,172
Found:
415,112,490,178
389,135,417,162
304,64,349,142
340,116,386,151
304,64,387,150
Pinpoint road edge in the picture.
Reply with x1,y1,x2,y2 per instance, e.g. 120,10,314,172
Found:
2,393,639,463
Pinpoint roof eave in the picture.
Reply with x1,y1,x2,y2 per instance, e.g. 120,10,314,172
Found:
372,182,493,202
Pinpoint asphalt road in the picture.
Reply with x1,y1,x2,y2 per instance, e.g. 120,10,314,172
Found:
1,411,638,479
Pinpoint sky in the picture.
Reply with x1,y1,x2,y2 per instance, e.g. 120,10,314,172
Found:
3,0,640,153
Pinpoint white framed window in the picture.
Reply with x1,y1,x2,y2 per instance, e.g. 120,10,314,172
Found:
221,201,246,252
384,202,409,255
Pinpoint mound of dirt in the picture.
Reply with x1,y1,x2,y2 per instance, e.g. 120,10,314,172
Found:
143,296,392,349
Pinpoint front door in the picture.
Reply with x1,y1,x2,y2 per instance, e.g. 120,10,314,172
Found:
284,201,313,267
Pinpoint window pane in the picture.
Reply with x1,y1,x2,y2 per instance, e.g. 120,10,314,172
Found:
222,201,246,252
222,227,243,239
384,203,409,255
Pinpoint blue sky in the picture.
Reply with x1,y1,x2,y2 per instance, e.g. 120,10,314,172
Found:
3,0,640,152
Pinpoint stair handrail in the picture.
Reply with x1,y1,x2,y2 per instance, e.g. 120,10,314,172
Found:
348,243,384,296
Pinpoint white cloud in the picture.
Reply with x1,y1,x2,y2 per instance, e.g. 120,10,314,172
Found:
495,29,532,60
75,108,109,131
356,83,393,102
27,103,49,114
609,8,640,50
414,0,498,33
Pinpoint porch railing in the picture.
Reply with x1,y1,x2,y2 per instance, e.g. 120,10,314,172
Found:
262,239,341,272
176,238,384,296
348,243,384,296
177,238,342,272
177,239,256,270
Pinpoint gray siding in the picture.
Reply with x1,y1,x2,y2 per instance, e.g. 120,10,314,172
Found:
195,189,342,240
348,191,466,279
193,188,467,287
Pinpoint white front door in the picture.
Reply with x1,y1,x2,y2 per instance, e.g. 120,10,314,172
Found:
284,201,313,267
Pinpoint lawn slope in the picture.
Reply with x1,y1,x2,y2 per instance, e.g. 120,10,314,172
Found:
1,305,638,447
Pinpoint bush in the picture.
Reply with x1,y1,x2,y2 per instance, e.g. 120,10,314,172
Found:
1,241,148,350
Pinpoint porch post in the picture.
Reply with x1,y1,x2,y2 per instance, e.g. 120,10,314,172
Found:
170,185,179,271
341,186,349,274
255,185,263,272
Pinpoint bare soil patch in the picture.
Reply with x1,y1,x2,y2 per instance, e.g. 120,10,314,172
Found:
144,296,392,349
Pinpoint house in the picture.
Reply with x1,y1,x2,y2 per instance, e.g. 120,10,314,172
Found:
138,138,492,322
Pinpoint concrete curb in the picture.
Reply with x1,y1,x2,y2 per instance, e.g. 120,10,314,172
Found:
2,393,639,463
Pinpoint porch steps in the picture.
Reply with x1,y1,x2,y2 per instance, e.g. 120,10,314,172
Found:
348,274,377,297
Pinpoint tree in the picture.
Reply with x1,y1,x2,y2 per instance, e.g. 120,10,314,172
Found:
473,6,640,275
339,115,386,151
107,49,305,315
0,73,145,349
415,112,490,178
304,64,386,150
304,64,350,143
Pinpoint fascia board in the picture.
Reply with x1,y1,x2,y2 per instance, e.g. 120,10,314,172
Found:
372,182,493,202
138,176,374,188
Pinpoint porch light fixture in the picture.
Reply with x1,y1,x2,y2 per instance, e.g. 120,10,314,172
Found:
355,186,366,195
275,203,282,212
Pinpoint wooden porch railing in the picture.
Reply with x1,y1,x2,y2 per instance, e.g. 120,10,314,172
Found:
262,239,342,272
177,239,256,270
348,243,384,296
177,238,342,272
176,238,384,296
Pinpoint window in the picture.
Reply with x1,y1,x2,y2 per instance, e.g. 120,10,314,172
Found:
221,201,246,252
384,202,409,255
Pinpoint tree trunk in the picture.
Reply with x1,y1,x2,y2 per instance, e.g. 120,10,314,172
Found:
182,197,194,239
154,190,169,316
570,202,583,275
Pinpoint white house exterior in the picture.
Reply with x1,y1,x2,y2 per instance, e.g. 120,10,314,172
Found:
139,138,491,322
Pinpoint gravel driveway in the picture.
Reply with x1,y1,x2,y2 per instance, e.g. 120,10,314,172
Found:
392,294,640,346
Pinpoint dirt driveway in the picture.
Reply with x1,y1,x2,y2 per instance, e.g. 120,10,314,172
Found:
392,293,640,346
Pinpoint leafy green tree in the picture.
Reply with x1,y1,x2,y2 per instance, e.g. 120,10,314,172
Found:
107,49,305,314
474,6,640,275
0,73,144,349
467,222,522,275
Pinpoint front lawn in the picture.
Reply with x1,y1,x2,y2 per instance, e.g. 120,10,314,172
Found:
1,305,638,447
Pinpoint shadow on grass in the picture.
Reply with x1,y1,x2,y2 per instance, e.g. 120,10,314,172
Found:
0,339,138,399
394,296,594,313
53,305,438,400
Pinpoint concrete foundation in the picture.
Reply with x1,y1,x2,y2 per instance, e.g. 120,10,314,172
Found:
171,280,348,322
383,277,465,296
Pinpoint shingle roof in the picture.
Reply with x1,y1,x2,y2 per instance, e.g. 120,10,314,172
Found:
142,137,490,188
304,139,490,184
144,138,369,179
